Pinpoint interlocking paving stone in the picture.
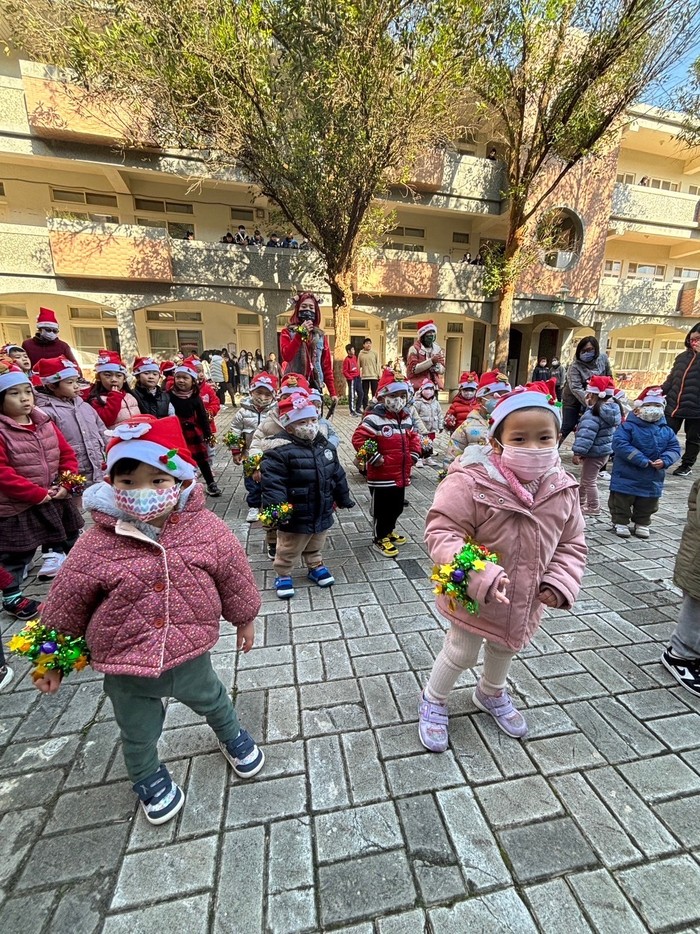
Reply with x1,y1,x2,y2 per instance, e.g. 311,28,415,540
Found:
653,793,700,848
646,712,700,750
617,856,700,931
436,786,511,892
341,730,389,804
102,894,211,934
525,732,606,775
397,793,465,904
112,834,217,909
315,801,402,863
17,822,130,890
266,889,317,934
475,774,563,829
499,816,599,883
568,871,648,933
226,774,307,827
307,734,350,810
0,806,46,886
318,851,415,927
619,754,700,802
428,888,538,933
214,826,264,934
525,879,594,933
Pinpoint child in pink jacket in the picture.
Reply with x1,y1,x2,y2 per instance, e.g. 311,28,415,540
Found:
33,415,264,826
420,380,587,751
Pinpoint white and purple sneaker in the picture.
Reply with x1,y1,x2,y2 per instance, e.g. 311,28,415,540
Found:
472,684,528,738
418,691,449,752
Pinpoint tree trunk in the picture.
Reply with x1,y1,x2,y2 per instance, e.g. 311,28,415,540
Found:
330,272,352,395
493,221,527,371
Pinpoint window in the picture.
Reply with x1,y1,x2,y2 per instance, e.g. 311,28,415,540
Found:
673,267,700,282
690,185,699,196
72,327,120,360
136,217,194,239
384,225,426,252
399,321,418,331
628,263,666,281
350,319,368,329
231,207,255,222
616,173,635,185
51,189,118,207
68,305,117,321
452,232,471,244
614,338,652,371
446,322,464,333
604,260,622,278
0,302,28,318
146,309,202,323
53,209,120,224
648,177,679,192
237,313,259,325
539,208,583,271
148,329,202,357
134,198,194,215
657,339,686,372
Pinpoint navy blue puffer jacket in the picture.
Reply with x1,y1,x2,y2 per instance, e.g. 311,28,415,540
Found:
610,412,681,498
572,401,621,457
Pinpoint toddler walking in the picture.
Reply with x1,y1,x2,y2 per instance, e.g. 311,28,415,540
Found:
167,358,221,497
444,372,479,432
446,370,511,461
411,378,443,468
572,375,620,517
419,381,586,749
229,371,278,521
132,356,172,418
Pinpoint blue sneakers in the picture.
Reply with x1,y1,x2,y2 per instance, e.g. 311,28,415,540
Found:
308,565,335,587
132,763,185,825
275,575,295,599
219,729,265,778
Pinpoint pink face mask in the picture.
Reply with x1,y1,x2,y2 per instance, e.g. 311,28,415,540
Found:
499,444,560,482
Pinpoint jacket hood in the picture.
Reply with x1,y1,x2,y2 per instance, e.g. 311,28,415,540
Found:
599,400,621,427
686,322,700,348
84,479,202,528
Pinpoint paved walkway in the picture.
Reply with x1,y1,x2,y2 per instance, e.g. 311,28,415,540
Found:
2,410,700,934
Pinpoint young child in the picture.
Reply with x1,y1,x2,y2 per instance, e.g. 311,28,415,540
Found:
261,393,353,599
33,415,264,825
83,350,140,428
447,370,511,461
309,388,340,449
352,369,422,557
662,477,700,696
229,371,278,521
1,342,33,376
34,356,106,484
572,375,620,517
342,344,363,416
167,359,221,497
193,357,221,433
609,386,681,539
0,360,84,608
411,378,443,468
160,360,176,392
444,372,479,432
132,356,172,418
419,381,587,750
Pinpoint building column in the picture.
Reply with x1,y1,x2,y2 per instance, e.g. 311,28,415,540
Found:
262,310,280,359
385,318,399,365
594,321,610,355
115,304,139,363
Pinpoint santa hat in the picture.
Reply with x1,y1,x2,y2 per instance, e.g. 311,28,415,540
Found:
416,320,437,339
634,386,666,408
0,342,23,355
0,358,31,392
377,368,409,397
587,375,616,398
105,415,196,480
488,379,562,435
133,356,160,375
35,356,80,384
278,392,318,426
95,350,126,374
173,357,199,379
159,360,175,376
308,388,323,405
476,369,512,398
280,373,310,396
459,371,479,389
251,372,278,393
36,307,59,329
419,378,436,394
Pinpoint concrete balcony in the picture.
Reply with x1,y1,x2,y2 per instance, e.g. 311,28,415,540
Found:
355,249,486,301
0,223,55,277
394,151,506,214
48,219,173,281
598,277,686,317
611,182,700,231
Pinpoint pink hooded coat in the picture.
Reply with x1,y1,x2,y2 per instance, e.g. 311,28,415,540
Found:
425,448,587,651
40,482,261,677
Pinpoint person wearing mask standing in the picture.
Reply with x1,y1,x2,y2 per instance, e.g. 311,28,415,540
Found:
358,338,381,404
406,320,445,393
560,337,612,444
531,357,551,382
661,322,700,478
22,308,81,371
279,293,337,404
549,357,566,402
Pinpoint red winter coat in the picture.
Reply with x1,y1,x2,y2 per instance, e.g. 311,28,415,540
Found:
81,388,141,429
352,404,422,488
342,356,360,382
279,305,336,396
444,394,479,430
198,379,221,433
40,483,261,678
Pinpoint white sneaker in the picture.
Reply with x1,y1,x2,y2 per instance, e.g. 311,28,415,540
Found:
632,524,650,539
614,524,631,538
0,666,13,692
246,507,260,522
426,457,440,467
38,551,66,580
415,459,424,469
598,471,612,482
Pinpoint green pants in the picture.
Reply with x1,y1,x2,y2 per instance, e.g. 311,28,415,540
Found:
104,652,240,783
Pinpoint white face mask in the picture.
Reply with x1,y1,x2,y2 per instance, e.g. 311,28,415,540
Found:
422,389,435,400
384,395,407,412
637,405,664,423
114,484,181,522
39,328,59,341
291,420,319,442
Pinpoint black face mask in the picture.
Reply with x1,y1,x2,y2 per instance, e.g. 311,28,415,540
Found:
422,333,435,348
298,310,315,323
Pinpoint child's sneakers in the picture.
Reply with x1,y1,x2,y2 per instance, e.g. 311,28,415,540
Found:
388,532,407,545
206,482,222,497
418,691,449,752
2,595,42,620
661,648,700,696
614,524,631,538
0,665,14,692
246,507,260,522
308,566,335,587
632,524,650,539
219,729,265,777
275,576,295,599
374,537,399,557
267,543,277,560
133,763,185,825
37,550,66,581
472,683,528,738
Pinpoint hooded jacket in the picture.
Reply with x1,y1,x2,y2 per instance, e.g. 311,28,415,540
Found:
425,448,587,651
230,396,279,449
39,482,261,678
352,404,422,487
674,478,700,600
572,400,621,458
610,411,681,498
563,353,613,406
410,394,444,435
661,323,700,419
279,302,336,395
34,390,106,482
444,393,479,430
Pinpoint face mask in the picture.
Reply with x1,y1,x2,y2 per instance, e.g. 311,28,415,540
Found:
114,484,181,522
637,406,664,423
551,360,559,367
422,334,435,348
39,329,58,341
580,351,595,363
298,309,315,323
291,421,319,442
500,444,561,482
384,395,407,412
460,389,475,399
422,389,435,399
482,396,499,413
690,338,700,351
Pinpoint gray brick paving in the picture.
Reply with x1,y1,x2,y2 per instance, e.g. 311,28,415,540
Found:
2,412,700,931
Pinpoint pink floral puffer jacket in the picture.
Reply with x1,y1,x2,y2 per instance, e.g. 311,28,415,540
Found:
41,482,261,677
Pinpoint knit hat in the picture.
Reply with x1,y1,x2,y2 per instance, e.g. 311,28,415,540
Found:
35,356,80,384
634,386,666,408
159,360,175,376
377,369,409,397
251,372,278,393
278,392,318,426
95,350,126,374
459,371,479,389
416,320,437,339
105,415,196,480
36,307,59,330
133,356,160,375
587,375,615,398
476,369,512,398
279,373,310,396
488,379,562,435
0,358,31,392
173,357,199,379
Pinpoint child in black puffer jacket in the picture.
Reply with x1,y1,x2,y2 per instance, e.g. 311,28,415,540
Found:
260,392,354,600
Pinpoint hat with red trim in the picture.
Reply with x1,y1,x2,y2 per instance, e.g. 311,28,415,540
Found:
279,373,310,396
377,369,409,397
459,371,479,389
587,375,616,397
95,350,126,374
104,415,196,480
419,378,436,394
278,392,318,426
476,369,512,398
251,372,278,393
0,357,31,392
36,307,59,330
416,320,437,338
634,386,666,408
488,379,562,435
35,356,80,384
173,357,199,379
0,342,23,355
133,356,160,375
159,360,175,376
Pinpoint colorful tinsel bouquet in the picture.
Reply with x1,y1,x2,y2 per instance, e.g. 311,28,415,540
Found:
356,439,379,466
222,430,244,454
420,437,434,458
294,324,310,341
243,453,263,477
258,502,293,528
430,540,500,614
437,468,447,483
57,471,88,496
8,619,90,680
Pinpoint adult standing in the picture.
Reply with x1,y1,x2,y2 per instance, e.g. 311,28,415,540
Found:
662,322,700,477
211,350,235,406
279,292,337,402
22,307,81,371
358,337,380,404
531,357,551,382
550,356,566,402
223,349,239,399
265,353,283,383
560,336,612,443
406,320,445,392
238,350,254,394
254,350,265,372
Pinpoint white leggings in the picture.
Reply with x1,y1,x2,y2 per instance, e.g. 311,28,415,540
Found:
426,625,515,703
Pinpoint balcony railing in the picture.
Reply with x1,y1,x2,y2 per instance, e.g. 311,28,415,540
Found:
598,277,686,317
49,219,172,281
355,248,486,301
393,150,506,212
611,183,700,229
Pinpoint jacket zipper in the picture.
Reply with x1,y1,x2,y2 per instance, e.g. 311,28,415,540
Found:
672,354,696,418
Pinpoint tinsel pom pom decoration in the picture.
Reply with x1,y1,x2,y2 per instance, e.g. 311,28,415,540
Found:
258,502,293,528
8,619,90,680
430,539,500,614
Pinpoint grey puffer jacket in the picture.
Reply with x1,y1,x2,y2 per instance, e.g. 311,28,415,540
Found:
563,355,613,406
674,479,700,600
229,396,278,450
35,391,106,482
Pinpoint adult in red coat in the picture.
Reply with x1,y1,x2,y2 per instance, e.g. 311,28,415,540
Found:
22,307,81,373
406,320,445,392
279,292,337,401
444,371,480,431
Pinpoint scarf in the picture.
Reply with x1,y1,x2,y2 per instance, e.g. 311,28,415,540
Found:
489,453,542,508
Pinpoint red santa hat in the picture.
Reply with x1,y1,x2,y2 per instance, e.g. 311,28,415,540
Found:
587,375,616,398
35,356,80,384
36,307,59,330
133,356,161,375
634,386,666,408
251,372,278,393
159,360,175,376
0,358,31,392
278,392,318,426
459,371,479,389
105,415,196,480
95,350,126,374
419,378,436,394
279,373,310,396
173,357,199,379
416,320,437,338
476,369,512,398
377,368,410,397
488,379,562,436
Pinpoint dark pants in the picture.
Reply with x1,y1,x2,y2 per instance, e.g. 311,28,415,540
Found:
608,491,659,527
216,381,236,406
244,475,261,508
362,379,379,405
104,652,240,784
1,533,79,597
195,455,215,487
666,415,700,469
372,487,406,541
348,377,364,414
560,401,584,443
